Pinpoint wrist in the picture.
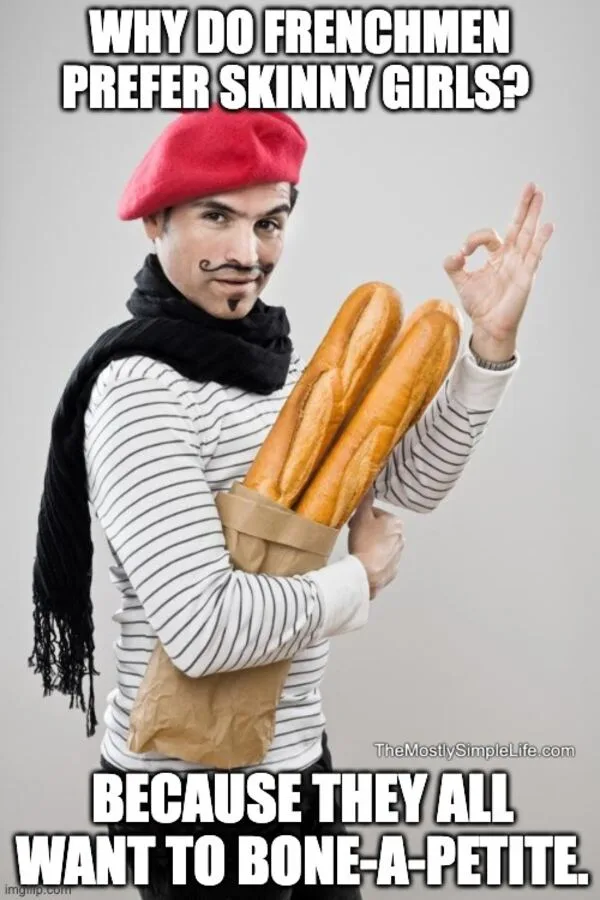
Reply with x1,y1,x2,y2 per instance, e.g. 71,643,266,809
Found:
470,329,517,363
352,554,376,600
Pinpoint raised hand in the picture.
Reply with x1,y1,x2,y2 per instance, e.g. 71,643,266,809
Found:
443,183,555,361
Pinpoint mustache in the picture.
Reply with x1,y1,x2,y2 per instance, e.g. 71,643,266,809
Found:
199,259,274,277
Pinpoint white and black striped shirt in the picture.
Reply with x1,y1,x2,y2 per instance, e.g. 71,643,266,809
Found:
83,346,518,773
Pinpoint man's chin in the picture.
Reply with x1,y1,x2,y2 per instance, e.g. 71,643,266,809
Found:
213,293,258,319
185,283,262,319
227,296,246,313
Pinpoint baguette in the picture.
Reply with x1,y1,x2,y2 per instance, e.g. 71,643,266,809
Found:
244,282,403,506
295,300,462,527
382,299,463,432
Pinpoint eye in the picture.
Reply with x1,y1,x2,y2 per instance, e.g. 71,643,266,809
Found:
202,211,227,223
257,219,281,233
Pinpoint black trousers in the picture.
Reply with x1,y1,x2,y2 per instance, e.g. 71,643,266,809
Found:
102,733,363,900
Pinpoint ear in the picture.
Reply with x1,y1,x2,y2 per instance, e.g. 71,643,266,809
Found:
143,212,165,241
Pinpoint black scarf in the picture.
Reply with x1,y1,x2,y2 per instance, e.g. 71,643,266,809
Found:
29,253,292,737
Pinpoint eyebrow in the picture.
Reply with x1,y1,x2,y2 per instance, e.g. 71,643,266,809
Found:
190,199,291,217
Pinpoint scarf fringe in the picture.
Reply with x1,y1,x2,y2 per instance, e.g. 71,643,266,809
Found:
28,594,98,737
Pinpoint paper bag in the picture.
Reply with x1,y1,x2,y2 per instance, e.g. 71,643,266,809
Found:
127,483,338,768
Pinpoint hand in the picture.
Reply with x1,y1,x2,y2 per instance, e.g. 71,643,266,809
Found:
443,183,555,361
348,489,405,600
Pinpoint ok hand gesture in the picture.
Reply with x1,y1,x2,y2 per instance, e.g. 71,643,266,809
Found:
443,183,555,360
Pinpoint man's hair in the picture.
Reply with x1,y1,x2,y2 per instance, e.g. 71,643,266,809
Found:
162,183,298,229
289,183,299,211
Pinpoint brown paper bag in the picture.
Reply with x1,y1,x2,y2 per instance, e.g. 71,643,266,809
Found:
127,483,338,768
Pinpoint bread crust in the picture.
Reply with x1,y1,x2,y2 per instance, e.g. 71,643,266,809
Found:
295,300,462,527
244,282,403,505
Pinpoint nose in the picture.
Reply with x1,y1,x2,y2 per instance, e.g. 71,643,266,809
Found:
223,221,260,271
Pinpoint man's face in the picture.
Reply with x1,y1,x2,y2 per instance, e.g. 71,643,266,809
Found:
143,182,292,319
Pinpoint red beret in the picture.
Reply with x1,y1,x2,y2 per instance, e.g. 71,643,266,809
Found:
118,107,307,221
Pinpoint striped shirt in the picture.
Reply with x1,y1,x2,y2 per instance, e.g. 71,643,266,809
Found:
83,345,518,773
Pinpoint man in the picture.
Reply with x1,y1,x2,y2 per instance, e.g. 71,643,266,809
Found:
30,107,553,897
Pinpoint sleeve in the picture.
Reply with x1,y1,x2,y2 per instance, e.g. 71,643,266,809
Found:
374,347,520,512
84,368,370,678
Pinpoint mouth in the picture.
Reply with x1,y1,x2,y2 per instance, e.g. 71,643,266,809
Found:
213,278,258,286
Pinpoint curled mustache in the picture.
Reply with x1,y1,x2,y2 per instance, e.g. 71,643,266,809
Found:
199,259,274,277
